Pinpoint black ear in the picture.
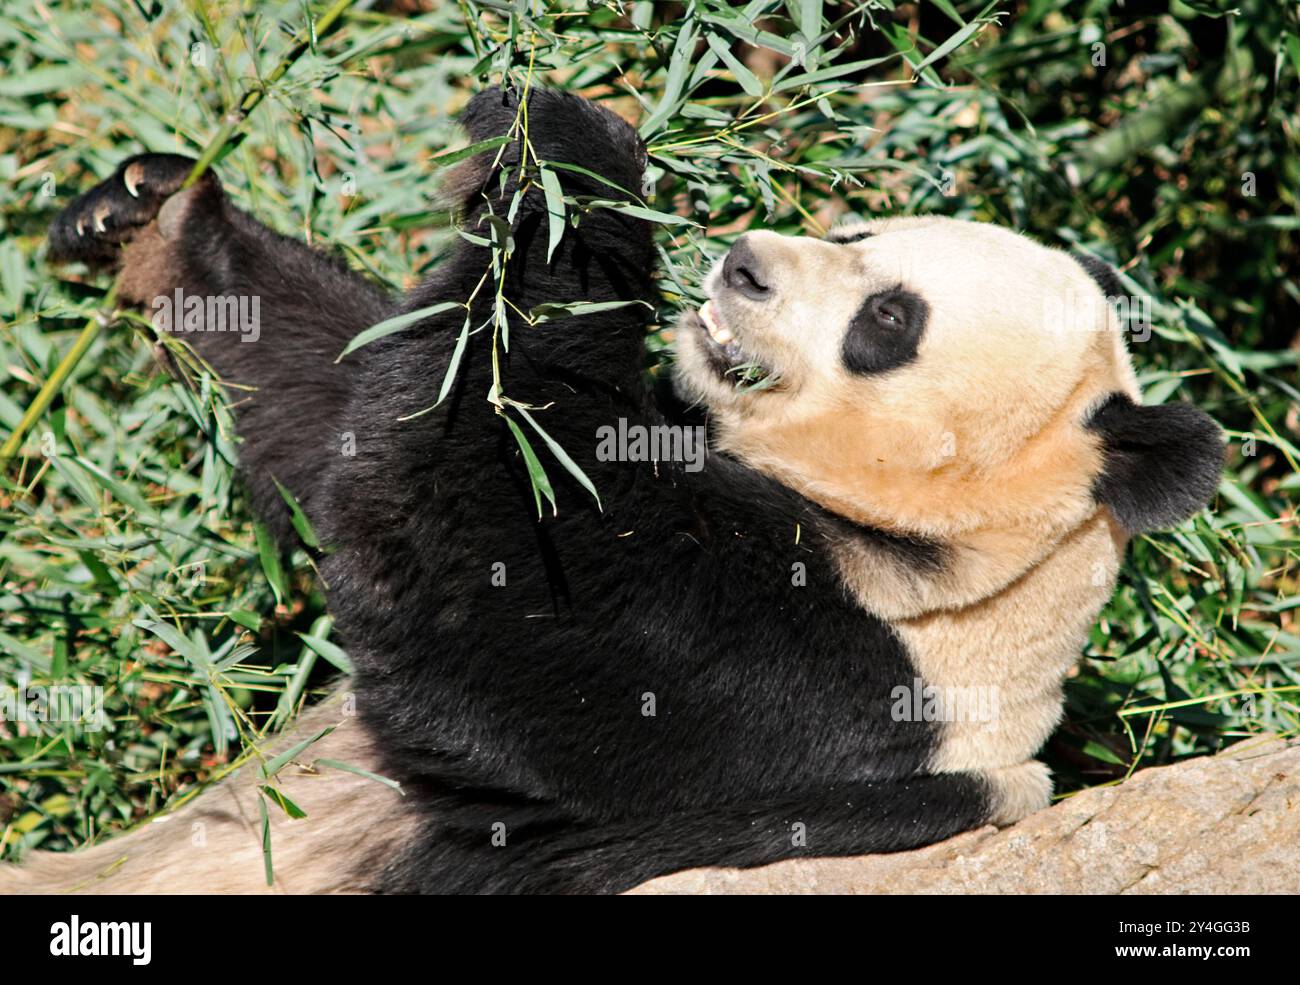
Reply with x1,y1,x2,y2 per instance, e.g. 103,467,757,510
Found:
1070,251,1124,299
1086,393,1224,534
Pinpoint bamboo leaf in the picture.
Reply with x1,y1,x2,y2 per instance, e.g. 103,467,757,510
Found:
706,35,764,97
297,632,355,674
639,17,699,136
539,164,566,262
273,478,320,549
337,301,463,360
528,299,651,323
258,794,273,886
505,414,555,518
315,758,405,792
261,726,337,779
254,520,288,606
260,784,308,819
428,134,510,169
513,405,601,512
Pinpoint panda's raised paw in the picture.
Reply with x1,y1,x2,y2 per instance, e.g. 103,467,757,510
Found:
48,153,207,267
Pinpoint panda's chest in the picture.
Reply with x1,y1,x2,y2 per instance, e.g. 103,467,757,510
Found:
891,510,1123,771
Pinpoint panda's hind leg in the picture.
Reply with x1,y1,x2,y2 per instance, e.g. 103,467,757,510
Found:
384,770,1007,894
981,759,1053,826
48,154,394,540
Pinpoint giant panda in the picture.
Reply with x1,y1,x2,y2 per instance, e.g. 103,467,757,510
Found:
3,87,1222,895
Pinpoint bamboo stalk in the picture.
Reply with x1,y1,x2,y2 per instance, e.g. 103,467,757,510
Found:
1,0,356,462
0,285,118,461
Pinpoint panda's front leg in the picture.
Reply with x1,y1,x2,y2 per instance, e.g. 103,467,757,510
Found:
47,153,392,540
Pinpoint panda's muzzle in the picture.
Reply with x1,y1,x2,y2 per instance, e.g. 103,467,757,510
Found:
683,233,781,391
692,296,777,391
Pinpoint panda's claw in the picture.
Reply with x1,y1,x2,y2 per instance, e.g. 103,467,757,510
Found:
123,161,144,198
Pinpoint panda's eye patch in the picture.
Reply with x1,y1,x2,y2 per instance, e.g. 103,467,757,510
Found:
842,287,928,376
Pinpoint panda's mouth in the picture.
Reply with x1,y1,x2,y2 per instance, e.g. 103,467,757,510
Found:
695,300,778,392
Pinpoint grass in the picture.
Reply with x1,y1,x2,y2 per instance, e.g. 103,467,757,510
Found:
1,0,1297,859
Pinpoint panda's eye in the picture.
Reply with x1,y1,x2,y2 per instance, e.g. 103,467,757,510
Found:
871,297,907,328
875,302,904,326
842,287,929,376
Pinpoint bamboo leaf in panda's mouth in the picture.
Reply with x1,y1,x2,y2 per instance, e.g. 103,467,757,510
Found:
727,361,781,392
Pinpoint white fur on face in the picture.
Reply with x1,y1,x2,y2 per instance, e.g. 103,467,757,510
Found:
674,215,1140,540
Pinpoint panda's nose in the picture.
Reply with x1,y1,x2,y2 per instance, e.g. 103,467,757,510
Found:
723,235,772,301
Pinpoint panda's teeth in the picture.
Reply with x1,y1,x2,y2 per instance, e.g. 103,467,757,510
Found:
700,300,734,345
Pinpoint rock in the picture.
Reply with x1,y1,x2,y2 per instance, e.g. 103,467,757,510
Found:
628,737,1300,895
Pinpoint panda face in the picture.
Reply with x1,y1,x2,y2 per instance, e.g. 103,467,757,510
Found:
674,215,1143,544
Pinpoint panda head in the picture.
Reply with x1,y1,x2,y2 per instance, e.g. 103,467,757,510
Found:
674,216,1223,597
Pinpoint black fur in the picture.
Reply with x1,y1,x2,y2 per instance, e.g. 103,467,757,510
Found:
1070,251,1125,299
50,87,996,894
823,229,874,244
842,287,928,376
1086,392,1224,533
832,516,948,574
